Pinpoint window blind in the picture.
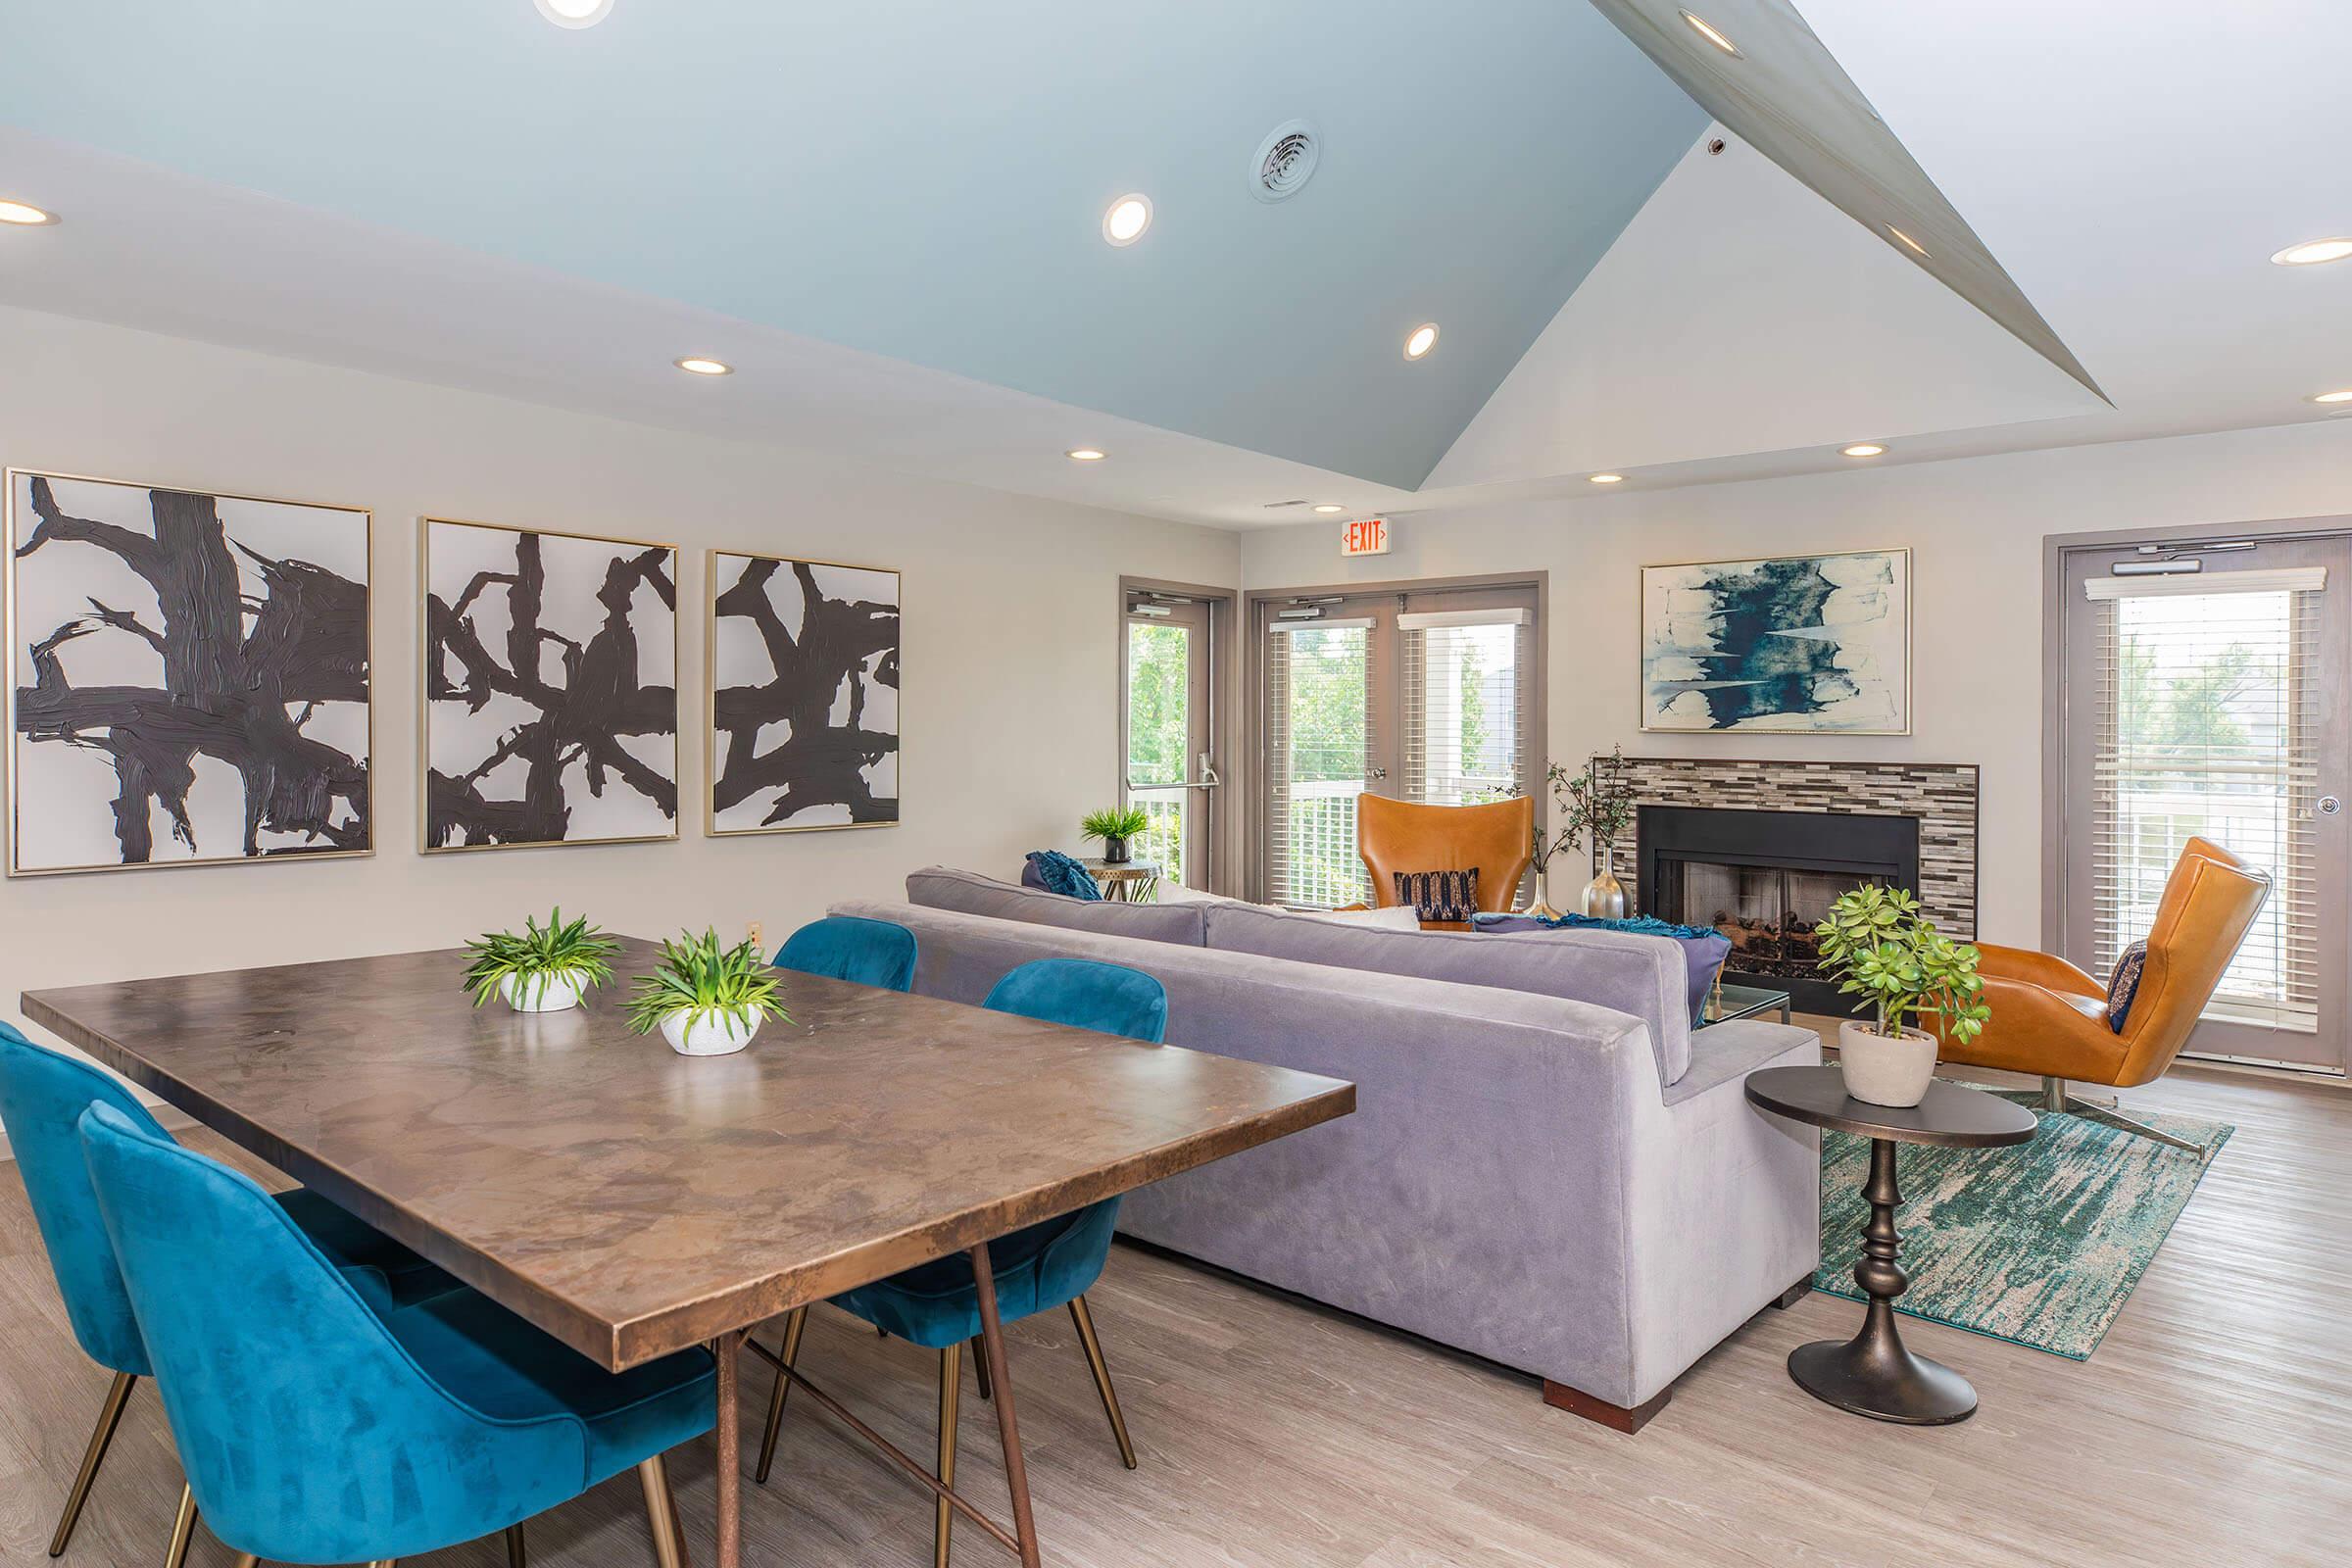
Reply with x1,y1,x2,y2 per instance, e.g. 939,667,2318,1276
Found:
2089,570,2322,1032
1265,619,1372,909
1397,609,1532,808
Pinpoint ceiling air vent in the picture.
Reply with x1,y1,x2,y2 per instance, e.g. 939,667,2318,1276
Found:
1250,121,1320,203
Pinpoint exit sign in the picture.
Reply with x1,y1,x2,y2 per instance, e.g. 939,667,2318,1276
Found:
1341,516,1390,557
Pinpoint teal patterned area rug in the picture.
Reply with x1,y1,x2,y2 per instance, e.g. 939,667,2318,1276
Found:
1815,1092,2233,1360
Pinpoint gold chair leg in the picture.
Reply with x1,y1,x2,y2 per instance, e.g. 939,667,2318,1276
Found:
934,1344,961,1568
163,1485,200,1568
228,1557,260,1568
49,1370,138,1556
754,1305,808,1486
638,1454,690,1568
1067,1297,1137,1470
970,1337,992,1401
505,1522,527,1568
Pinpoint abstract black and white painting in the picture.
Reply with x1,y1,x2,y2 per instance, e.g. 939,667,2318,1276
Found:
1640,549,1909,734
710,552,900,833
7,470,371,876
423,518,677,850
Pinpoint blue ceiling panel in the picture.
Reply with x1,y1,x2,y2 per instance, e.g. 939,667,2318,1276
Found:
0,1,1707,489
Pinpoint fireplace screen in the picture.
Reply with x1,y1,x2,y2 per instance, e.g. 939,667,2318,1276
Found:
1665,859,1885,980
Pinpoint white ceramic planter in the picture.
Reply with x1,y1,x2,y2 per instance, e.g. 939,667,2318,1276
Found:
500,971,586,1013
1838,1019,1939,1107
660,1009,760,1057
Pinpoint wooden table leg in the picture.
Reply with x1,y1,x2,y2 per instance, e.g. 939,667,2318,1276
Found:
969,1245,1043,1568
715,1328,748,1568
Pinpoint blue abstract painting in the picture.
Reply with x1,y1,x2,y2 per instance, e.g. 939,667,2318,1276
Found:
1640,549,1909,733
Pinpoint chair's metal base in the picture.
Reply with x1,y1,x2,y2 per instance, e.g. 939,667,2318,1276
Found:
2040,1077,2207,1154
48,1370,137,1557
746,1261,1143,1568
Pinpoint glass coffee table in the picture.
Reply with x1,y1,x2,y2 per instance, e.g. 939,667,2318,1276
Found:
1702,980,1792,1026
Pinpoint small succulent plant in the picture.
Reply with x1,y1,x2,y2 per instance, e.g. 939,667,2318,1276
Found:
460,907,618,1007
624,927,789,1036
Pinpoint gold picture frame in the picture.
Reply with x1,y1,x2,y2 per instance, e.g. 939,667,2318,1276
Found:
5,467,376,877
706,548,901,837
419,515,681,854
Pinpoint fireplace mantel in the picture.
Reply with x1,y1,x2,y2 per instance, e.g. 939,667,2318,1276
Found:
1608,758,1980,938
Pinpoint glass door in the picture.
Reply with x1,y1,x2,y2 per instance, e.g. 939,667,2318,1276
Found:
1257,582,1539,908
1123,593,1216,890
2057,532,2351,1072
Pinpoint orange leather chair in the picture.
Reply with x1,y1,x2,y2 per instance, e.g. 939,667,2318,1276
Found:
1354,794,1534,931
1933,836,2271,1152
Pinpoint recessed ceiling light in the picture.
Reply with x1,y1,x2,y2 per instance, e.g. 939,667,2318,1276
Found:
1588,473,1626,485
0,199,59,226
673,357,732,376
1680,11,1742,57
1886,225,1931,259
1102,195,1152,247
2271,237,2352,268
1841,443,1886,458
1311,503,1346,514
534,0,613,27
1065,448,1107,463
2312,389,2352,404
1403,323,1440,361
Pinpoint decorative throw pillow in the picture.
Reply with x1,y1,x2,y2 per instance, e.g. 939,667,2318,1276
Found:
2106,939,2148,1032
1022,850,1103,902
1393,867,1480,923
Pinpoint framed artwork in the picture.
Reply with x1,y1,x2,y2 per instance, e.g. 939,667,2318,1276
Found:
708,551,900,834
6,469,372,876
421,517,678,850
1639,548,1911,734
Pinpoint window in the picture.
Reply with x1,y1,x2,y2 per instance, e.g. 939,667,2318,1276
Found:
1255,581,1542,908
2053,531,2349,1074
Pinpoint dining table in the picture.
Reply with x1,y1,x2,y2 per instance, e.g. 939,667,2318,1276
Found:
22,937,1357,1568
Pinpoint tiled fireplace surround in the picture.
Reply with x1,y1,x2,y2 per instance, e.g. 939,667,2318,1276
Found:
1606,758,1981,940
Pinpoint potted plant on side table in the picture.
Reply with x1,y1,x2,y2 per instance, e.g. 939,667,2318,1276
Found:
1080,805,1152,866
1814,885,1991,1107
626,928,790,1056
461,907,619,1013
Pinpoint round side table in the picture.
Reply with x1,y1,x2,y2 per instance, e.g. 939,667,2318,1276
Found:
1744,1065,2037,1425
1080,859,1162,904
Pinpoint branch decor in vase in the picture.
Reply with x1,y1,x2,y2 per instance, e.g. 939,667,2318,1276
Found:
1079,805,1152,866
625,928,789,1056
1815,885,1990,1106
1546,748,1636,918
460,907,619,1013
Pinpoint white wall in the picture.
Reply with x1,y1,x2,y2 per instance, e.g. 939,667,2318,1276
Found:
1245,418,2352,945
0,307,1240,1055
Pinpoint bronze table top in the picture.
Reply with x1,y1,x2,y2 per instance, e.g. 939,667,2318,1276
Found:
24,938,1356,1372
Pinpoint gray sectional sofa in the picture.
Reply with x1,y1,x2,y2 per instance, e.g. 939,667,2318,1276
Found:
832,867,1822,1429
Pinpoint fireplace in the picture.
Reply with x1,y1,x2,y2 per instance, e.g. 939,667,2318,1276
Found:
1638,805,1922,1017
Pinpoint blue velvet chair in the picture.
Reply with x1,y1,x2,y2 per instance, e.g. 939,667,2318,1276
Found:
0,1026,455,1559
77,1101,716,1568
755,959,1165,1565
773,914,918,993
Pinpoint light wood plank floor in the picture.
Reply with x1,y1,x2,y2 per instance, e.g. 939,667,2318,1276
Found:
2,1059,2343,1568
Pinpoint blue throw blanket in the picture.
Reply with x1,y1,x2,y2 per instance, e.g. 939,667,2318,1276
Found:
1023,850,1103,901
1472,910,1734,1026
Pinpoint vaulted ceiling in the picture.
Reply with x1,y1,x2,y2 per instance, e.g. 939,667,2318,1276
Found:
0,2,2341,525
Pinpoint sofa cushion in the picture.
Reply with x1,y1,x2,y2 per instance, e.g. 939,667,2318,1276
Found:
1472,913,1731,1028
1203,899,1693,1085
904,865,1206,945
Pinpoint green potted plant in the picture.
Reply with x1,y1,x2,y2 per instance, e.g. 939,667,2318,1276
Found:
1080,805,1152,865
460,907,619,1013
1545,748,1636,917
625,928,789,1056
1814,885,1991,1106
